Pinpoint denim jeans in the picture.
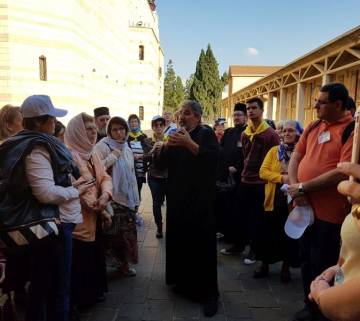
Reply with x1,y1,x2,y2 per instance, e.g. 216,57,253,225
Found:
56,223,75,321
148,176,167,228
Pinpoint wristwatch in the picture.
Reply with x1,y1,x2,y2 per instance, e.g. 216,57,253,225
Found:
298,183,305,195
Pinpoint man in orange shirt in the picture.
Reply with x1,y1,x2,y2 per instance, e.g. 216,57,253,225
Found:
288,83,354,321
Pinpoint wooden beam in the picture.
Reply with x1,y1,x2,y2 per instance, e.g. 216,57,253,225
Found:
346,48,360,59
301,65,312,80
291,72,300,81
328,59,360,74
329,50,344,70
313,63,324,72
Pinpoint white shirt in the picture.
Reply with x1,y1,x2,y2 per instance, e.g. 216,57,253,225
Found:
25,146,82,224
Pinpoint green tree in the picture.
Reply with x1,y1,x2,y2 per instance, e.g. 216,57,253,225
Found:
163,60,185,112
190,45,223,120
175,76,185,106
184,74,194,99
163,60,177,111
189,49,208,114
221,71,229,89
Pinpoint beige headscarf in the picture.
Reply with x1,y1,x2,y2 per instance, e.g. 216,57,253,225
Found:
64,113,94,161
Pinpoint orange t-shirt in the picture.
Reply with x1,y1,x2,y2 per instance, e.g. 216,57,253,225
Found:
296,114,353,224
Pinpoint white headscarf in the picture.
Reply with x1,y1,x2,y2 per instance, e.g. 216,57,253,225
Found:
64,113,93,161
101,136,139,210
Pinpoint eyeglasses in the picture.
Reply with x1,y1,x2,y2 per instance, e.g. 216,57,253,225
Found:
315,99,333,106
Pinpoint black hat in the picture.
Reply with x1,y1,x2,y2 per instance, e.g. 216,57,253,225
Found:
234,103,246,114
94,106,110,118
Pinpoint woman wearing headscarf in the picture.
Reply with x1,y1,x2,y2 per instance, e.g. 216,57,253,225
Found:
64,113,112,308
255,120,303,282
94,117,139,276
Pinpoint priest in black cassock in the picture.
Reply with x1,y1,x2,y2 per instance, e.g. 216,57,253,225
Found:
154,100,219,317
217,103,248,255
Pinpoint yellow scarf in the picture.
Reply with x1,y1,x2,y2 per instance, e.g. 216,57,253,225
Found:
244,120,269,142
152,134,168,143
128,131,143,141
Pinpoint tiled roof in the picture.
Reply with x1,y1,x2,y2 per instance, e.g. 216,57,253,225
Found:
229,65,281,76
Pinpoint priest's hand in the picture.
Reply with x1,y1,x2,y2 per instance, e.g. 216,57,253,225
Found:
167,128,199,155
167,128,191,147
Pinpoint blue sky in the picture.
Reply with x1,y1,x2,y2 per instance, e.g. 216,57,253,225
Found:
157,0,360,81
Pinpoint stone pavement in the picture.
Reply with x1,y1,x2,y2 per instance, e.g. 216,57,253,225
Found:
83,186,304,321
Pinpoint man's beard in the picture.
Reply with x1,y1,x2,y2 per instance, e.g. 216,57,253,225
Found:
98,127,107,136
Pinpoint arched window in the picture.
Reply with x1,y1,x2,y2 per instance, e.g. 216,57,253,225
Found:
139,45,144,61
39,55,47,81
139,106,144,120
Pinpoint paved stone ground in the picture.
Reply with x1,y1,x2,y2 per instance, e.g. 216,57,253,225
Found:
81,186,304,321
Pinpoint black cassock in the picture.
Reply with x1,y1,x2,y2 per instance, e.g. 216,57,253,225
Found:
155,125,219,300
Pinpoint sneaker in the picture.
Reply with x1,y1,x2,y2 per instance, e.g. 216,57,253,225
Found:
220,245,243,256
243,249,256,265
243,258,256,265
216,232,224,239
126,266,137,277
203,296,218,317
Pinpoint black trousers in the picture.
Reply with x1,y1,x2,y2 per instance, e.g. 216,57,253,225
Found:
25,235,64,321
299,218,342,300
214,187,237,239
236,183,265,254
148,176,167,228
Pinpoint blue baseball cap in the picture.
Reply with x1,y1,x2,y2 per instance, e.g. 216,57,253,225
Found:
21,95,68,118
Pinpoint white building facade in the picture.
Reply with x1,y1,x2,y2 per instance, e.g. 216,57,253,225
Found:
0,0,164,128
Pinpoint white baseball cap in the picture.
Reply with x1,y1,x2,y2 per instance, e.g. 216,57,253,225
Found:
151,115,165,124
21,95,68,118
284,206,314,239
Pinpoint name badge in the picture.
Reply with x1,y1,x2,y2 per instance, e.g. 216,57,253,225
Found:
237,140,242,147
318,131,330,144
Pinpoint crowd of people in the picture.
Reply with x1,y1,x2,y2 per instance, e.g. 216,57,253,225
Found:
0,82,360,321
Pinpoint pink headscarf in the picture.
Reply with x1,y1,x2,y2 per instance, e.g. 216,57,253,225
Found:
64,113,94,161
